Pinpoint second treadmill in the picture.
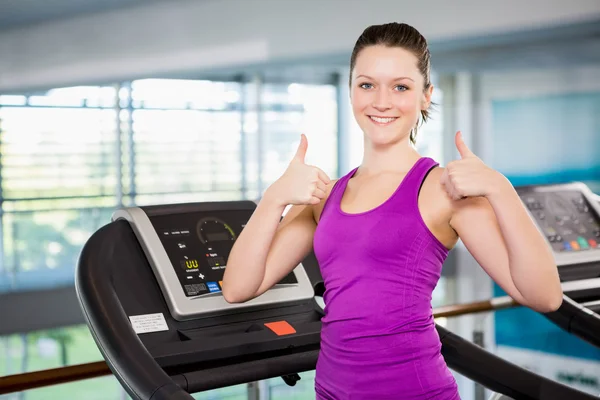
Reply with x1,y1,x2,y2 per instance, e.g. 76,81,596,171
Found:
516,182,600,348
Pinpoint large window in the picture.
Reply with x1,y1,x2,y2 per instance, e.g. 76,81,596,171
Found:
0,78,338,295
0,87,119,293
0,78,338,400
126,79,246,206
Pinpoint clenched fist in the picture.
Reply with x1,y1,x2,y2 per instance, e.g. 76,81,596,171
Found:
264,134,331,207
440,131,502,200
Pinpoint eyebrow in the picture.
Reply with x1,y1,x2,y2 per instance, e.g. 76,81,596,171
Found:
356,74,415,82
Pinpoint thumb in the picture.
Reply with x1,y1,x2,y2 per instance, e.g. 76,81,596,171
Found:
293,134,308,163
455,131,475,159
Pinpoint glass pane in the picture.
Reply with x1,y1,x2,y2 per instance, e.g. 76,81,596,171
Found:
0,325,103,376
267,371,316,399
0,324,249,399
131,79,239,110
1,207,114,293
0,106,118,200
246,83,338,196
128,79,244,204
192,384,248,399
0,81,118,302
26,86,117,108
0,95,27,106
0,325,119,399
134,191,243,207
432,276,449,308
14,375,124,400
415,83,444,162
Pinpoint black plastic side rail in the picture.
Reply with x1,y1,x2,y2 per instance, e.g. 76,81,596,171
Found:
173,350,319,394
543,295,600,349
76,217,598,400
437,326,597,400
75,220,195,400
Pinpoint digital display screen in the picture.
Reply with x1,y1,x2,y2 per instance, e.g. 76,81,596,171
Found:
149,210,298,297
522,190,600,253
206,232,232,242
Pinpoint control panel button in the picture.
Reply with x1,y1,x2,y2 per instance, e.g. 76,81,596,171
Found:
264,321,296,336
207,282,221,293
589,239,598,248
184,283,207,296
577,237,589,249
570,241,580,250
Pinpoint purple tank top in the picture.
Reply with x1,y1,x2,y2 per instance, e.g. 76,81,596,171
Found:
312,157,460,399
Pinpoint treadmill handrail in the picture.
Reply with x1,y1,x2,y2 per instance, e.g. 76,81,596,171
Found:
561,278,600,294
543,295,600,349
437,326,597,399
75,221,195,400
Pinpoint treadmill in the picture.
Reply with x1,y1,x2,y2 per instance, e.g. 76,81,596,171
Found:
516,182,600,348
74,200,598,399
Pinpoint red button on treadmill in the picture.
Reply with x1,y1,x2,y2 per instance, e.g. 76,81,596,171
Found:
264,321,296,336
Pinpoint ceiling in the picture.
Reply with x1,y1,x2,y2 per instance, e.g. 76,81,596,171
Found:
1,0,600,90
0,0,165,31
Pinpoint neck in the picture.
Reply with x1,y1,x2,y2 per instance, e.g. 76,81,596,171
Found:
358,137,421,176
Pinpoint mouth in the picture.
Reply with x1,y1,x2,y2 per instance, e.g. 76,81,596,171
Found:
368,115,398,126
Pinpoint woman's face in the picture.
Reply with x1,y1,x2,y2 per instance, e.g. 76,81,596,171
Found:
350,45,432,147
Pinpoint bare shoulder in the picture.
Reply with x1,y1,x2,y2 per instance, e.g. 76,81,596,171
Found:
313,178,340,223
419,167,458,249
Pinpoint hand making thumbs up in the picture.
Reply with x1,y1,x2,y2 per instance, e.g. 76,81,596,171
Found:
264,134,332,207
440,131,501,200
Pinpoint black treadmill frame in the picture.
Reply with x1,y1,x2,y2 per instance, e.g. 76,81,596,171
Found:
75,202,598,400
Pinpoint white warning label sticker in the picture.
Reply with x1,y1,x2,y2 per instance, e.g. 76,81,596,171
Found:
129,313,169,334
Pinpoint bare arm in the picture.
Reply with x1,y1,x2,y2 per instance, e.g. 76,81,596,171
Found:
450,186,562,312
443,131,562,312
222,133,329,303
222,199,316,303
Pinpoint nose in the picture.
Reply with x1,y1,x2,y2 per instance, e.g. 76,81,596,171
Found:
372,88,392,111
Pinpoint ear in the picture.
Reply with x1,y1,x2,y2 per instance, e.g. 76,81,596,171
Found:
422,84,434,110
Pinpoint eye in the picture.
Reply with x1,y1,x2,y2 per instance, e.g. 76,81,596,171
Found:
394,85,408,91
359,83,373,90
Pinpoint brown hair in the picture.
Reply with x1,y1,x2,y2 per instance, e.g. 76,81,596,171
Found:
349,22,433,144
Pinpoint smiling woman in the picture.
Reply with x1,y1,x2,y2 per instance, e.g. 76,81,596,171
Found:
222,22,563,400
349,23,433,148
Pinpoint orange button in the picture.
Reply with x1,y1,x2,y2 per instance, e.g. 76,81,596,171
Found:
571,241,580,250
264,321,296,336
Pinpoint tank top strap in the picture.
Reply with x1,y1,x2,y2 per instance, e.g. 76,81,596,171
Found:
396,157,439,209
321,167,358,216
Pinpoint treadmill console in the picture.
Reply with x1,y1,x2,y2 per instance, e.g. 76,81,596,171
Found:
112,201,314,321
517,182,600,267
149,210,298,298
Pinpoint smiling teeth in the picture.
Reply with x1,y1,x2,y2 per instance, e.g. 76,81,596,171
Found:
370,116,396,123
